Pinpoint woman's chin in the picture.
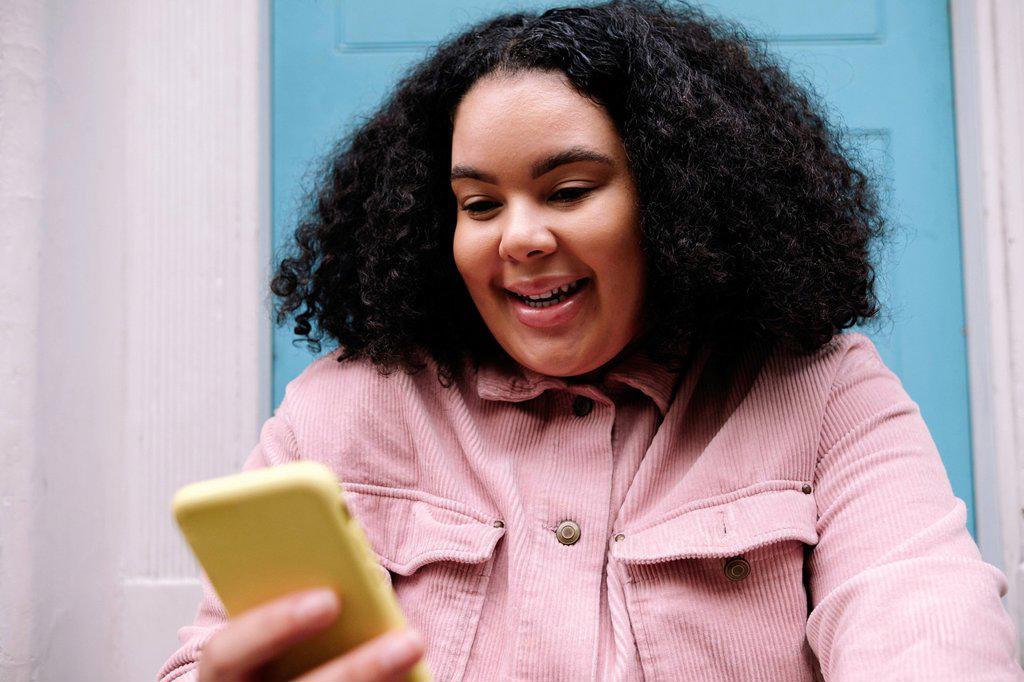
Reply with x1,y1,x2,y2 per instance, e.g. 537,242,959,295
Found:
505,343,602,378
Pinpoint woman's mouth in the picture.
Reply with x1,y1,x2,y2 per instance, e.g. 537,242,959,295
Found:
504,277,591,329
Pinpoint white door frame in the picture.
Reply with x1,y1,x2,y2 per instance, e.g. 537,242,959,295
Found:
950,0,1024,639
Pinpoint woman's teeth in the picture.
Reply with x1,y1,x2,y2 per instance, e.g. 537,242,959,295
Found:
515,279,586,307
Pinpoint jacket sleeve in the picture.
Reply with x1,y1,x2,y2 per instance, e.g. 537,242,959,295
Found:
155,410,300,682
805,334,1023,680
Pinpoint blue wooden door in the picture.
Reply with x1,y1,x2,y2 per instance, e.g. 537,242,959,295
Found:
272,1,975,535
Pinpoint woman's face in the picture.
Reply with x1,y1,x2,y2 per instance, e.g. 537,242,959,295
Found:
451,69,647,378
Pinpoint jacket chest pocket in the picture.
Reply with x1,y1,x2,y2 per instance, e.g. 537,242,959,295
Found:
343,485,505,682
611,487,820,681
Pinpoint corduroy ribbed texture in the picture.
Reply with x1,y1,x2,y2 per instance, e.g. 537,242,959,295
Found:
156,332,1022,681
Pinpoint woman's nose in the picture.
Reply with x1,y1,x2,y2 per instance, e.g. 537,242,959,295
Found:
497,204,557,262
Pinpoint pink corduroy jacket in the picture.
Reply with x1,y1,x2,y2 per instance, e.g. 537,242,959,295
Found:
157,332,1022,681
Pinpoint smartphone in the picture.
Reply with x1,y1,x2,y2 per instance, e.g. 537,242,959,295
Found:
172,460,432,682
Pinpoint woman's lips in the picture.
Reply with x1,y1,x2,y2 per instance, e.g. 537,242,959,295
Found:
504,278,591,329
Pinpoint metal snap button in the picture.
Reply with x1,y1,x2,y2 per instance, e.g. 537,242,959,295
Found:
556,520,581,545
493,520,504,528
801,483,813,494
572,395,594,417
613,533,625,542
723,556,750,581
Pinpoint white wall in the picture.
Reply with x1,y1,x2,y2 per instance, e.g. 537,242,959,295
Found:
0,1,270,680
0,1,47,678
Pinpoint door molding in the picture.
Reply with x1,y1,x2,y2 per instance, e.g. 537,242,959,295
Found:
950,0,1024,634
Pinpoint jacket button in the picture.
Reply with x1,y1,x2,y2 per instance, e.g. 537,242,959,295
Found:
556,520,581,545
572,395,594,417
801,483,813,494
723,556,750,581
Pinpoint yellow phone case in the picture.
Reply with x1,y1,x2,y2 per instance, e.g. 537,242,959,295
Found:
172,460,432,682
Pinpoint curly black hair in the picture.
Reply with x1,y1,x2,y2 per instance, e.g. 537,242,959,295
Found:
271,0,885,387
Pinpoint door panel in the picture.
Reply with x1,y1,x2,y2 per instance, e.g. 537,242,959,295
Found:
272,0,974,534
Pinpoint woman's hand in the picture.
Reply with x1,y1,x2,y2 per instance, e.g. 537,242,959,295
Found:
197,587,425,681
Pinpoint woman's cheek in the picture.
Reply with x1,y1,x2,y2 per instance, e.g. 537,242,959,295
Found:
453,225,495,288
452,223,476,274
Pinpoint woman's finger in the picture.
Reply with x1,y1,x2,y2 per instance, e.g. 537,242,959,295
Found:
289,628,424,682
197,587,340,682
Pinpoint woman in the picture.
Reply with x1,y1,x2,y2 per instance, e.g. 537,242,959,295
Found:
158,1,1021,680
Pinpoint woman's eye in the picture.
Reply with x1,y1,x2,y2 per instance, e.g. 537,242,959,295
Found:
460,187,593,216
550,187,594,203
463,200,499,215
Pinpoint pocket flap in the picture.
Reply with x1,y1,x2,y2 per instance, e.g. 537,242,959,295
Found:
611,487,818,564
342,484,505,576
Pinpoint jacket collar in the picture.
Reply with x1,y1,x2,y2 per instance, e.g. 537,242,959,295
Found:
474,341,685,416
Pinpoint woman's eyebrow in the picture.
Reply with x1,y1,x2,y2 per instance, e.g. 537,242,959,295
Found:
450,146,615,184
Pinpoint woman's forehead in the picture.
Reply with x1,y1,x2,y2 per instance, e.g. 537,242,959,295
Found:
451,72,624,178
454,72,610,136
